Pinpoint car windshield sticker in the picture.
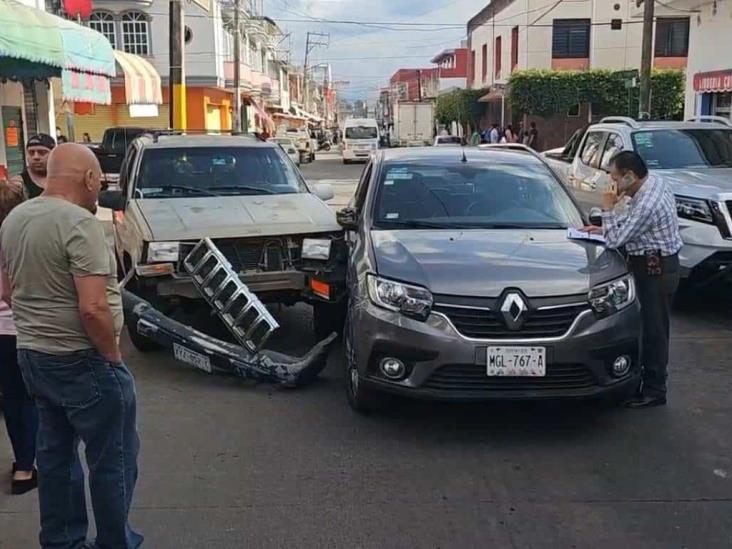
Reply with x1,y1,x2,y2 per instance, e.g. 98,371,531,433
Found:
386,170,413,180
384,180,395,186
385,213,400,219
634,133,653,148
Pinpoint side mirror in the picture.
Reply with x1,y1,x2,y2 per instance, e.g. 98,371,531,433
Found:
589,207,603,226
336,207,359,230
98,190,126,211
313,183,335,202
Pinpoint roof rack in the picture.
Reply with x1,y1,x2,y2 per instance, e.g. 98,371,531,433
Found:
477,142,544,160
686,115,732,127
598,116,640,128
137,129,262,143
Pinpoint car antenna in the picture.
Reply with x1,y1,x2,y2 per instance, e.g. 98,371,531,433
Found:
460,147,468,163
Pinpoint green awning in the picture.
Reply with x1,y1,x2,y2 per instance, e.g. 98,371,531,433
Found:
0,0,114,77
0,1,65,70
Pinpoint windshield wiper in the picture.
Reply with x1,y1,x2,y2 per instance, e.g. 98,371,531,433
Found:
385,220,466,229
208,185,276,195
154,185,220,197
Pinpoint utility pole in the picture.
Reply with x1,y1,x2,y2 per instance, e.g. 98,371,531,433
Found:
303,31,329,112
416,69,423,101
233,0,242,133
639,0,655,119
169,0,186,130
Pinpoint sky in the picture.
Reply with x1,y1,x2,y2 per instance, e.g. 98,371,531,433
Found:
264,0,491,102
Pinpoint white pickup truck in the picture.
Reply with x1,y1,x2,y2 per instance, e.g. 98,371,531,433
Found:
543,116,732,284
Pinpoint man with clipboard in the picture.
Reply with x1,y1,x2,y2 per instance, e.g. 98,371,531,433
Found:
581,151,682,408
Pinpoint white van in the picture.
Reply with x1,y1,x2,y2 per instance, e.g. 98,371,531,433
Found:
342,118,379,164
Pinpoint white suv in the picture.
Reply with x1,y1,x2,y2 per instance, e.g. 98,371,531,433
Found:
543,116,732,284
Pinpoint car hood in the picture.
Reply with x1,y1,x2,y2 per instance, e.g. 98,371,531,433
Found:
136,194,341,241
655,167,732,198
371,229,626,297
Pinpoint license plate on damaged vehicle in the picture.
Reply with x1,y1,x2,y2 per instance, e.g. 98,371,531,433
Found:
487,346,546,377
173,344,212,374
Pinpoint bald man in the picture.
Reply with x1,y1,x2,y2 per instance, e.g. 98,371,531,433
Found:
0,144,142,549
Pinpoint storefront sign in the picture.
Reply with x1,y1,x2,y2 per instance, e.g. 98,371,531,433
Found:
693,69,732,93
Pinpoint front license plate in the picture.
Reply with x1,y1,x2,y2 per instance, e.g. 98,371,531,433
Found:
173,343,212,374
486,346,546,377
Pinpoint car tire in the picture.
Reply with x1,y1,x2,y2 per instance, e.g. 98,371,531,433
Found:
310,153,316,162
343,159,350,165
344,314,386,414
312,301,346,340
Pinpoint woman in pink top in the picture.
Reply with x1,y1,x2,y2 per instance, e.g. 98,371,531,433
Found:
0,179,37,494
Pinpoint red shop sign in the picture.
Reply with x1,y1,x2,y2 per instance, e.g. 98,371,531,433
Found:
693,69,732,93
63,0,93,19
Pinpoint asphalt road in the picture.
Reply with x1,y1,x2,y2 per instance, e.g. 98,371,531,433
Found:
2,154,732,548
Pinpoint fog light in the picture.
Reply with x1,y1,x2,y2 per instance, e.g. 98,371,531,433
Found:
612,355,631,377
379,357,406,380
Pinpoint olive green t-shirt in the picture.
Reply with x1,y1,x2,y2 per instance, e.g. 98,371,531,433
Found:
0,197,123,354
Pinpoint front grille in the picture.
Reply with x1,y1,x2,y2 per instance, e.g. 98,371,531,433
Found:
422,363,597,392
433,302,588,339
213,239,301,273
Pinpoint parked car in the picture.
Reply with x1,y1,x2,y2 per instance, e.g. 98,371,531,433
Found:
336,146,641,412
90,126,154,188
280,128,317,163
434,135,464,147
270,136,301,166
543,116,732,283
99,134,347,353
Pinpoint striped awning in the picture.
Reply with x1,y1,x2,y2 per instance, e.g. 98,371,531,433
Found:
114,50,163,105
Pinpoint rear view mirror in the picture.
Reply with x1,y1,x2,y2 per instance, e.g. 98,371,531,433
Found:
336,207,359,230
99,190,126,211
313,183,334,202
589,207,603,226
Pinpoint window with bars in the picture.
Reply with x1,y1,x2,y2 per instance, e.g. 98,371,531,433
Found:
655,18,689,57
89,12,117,49
122,11,150,55
552,19,590,58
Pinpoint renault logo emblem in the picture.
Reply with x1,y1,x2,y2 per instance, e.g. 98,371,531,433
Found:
500,292,527,329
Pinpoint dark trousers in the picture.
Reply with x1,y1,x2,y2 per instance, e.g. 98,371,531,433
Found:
18,349,143,549
628,254,680,397
0,334,38,471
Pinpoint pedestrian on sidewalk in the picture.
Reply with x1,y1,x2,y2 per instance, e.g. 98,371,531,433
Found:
489,123,500,144
0,178,38,495
526,121,539,149
9,134,55,199
0,143,143,548
504,124,516,143
581,151,682,408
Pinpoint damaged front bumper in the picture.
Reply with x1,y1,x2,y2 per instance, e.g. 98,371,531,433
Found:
123,290,337,386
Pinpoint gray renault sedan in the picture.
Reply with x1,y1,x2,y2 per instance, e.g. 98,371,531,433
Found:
337,146,642,412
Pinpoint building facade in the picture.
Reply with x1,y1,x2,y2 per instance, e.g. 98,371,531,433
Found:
430,45,469,93
669,0,732,121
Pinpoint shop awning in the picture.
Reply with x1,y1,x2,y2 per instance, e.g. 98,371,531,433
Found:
114,50,163,105
478,90,505,103
693,70,732,93
0,0,114,104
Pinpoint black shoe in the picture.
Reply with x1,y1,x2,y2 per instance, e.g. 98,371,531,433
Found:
625,395,667,409
11,468,38,495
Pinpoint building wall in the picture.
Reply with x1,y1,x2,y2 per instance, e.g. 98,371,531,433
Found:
390,68,440,101
467,0,686,90
682,0,732,119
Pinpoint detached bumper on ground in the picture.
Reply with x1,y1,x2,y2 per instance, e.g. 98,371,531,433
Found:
122,290,337,386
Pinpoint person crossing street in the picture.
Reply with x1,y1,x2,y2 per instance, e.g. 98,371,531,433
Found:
583,151,682,408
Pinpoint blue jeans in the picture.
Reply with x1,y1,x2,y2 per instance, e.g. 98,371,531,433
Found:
0,335,38,471
18,349,143,549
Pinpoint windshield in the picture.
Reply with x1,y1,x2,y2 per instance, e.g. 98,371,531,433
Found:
345,126,378,140
632,129,732,169
136,147,305,198
373,161,582,229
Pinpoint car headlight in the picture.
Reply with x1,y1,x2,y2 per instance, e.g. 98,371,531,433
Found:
367,274,433,320
588,275,635,318
675,195,714,224
302,238,332,260
146,241,180,263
